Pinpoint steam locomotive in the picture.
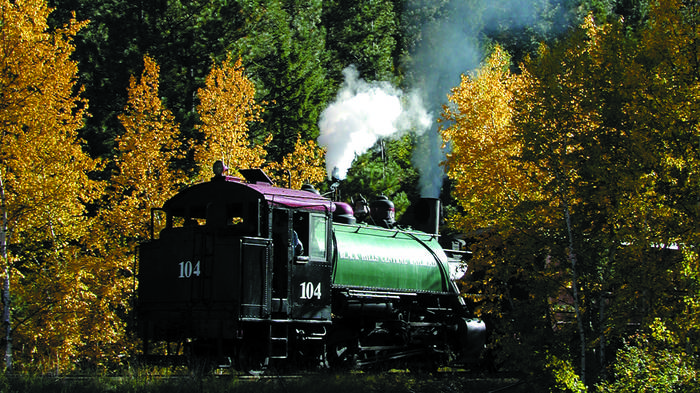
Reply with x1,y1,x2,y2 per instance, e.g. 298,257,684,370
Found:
136,161,485,373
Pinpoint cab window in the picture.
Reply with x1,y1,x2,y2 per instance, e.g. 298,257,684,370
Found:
166,201,258,235
309,214,327,260
293,212,328,261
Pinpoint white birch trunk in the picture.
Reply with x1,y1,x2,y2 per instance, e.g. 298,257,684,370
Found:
0,171,12,371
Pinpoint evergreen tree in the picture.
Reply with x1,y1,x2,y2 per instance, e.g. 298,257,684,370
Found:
234,0,333,161
343,136,419,221
48,0,246,159
324,0,400,83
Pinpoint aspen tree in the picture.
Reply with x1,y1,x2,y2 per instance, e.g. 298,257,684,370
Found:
108,55,185,239
265,134,326,189
195,55,268,177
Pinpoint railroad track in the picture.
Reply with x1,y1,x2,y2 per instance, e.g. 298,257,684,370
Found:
4,371,526,393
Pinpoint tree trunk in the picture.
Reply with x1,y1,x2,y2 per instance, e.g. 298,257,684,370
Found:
0,171,12,371
599,291,608,381
563,200,585,385
553,158,586,385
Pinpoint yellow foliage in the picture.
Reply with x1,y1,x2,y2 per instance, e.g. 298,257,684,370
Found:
0,0,119,371
265,134,327,189
0,1,95,238
547,354,588,393
194,56,326,189
195,55,267,177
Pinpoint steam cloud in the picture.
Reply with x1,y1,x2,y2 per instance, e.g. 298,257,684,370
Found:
318,66,432,180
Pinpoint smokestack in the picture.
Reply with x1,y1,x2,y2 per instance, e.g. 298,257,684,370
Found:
414,197,440,235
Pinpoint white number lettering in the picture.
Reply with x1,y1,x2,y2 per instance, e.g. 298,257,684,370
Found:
178,261,201,278
179,261,190,278
299,282,322,299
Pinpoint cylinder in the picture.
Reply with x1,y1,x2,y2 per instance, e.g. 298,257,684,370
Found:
344,301,394,318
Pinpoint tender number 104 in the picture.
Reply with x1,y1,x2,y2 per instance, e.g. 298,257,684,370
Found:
178,261,201,278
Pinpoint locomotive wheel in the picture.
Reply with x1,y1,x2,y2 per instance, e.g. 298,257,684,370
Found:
326,338,359,369
183,340,217,375
407,354,439,375
237,339,269,375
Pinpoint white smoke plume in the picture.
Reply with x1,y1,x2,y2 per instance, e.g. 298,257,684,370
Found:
407,2,482,198
318,65,432,180
319,0,572,197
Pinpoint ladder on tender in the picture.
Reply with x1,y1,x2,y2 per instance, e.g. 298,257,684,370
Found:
270,324,288,359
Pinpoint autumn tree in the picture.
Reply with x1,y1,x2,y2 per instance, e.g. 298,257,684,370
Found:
440,45,545,231
600,2,700,387
515,25,609,385
514,2,700,385
639,0,700,358
0,0,102,371
106,55,185,239
440,46,563,376
343,136,420,221
194,55,268,177
67,55,189,370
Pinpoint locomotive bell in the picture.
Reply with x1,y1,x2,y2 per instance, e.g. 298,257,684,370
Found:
301,183,320,195
353,195,370,221
370,195,395,228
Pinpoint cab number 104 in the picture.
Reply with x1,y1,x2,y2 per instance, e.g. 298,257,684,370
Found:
299,282,321,299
